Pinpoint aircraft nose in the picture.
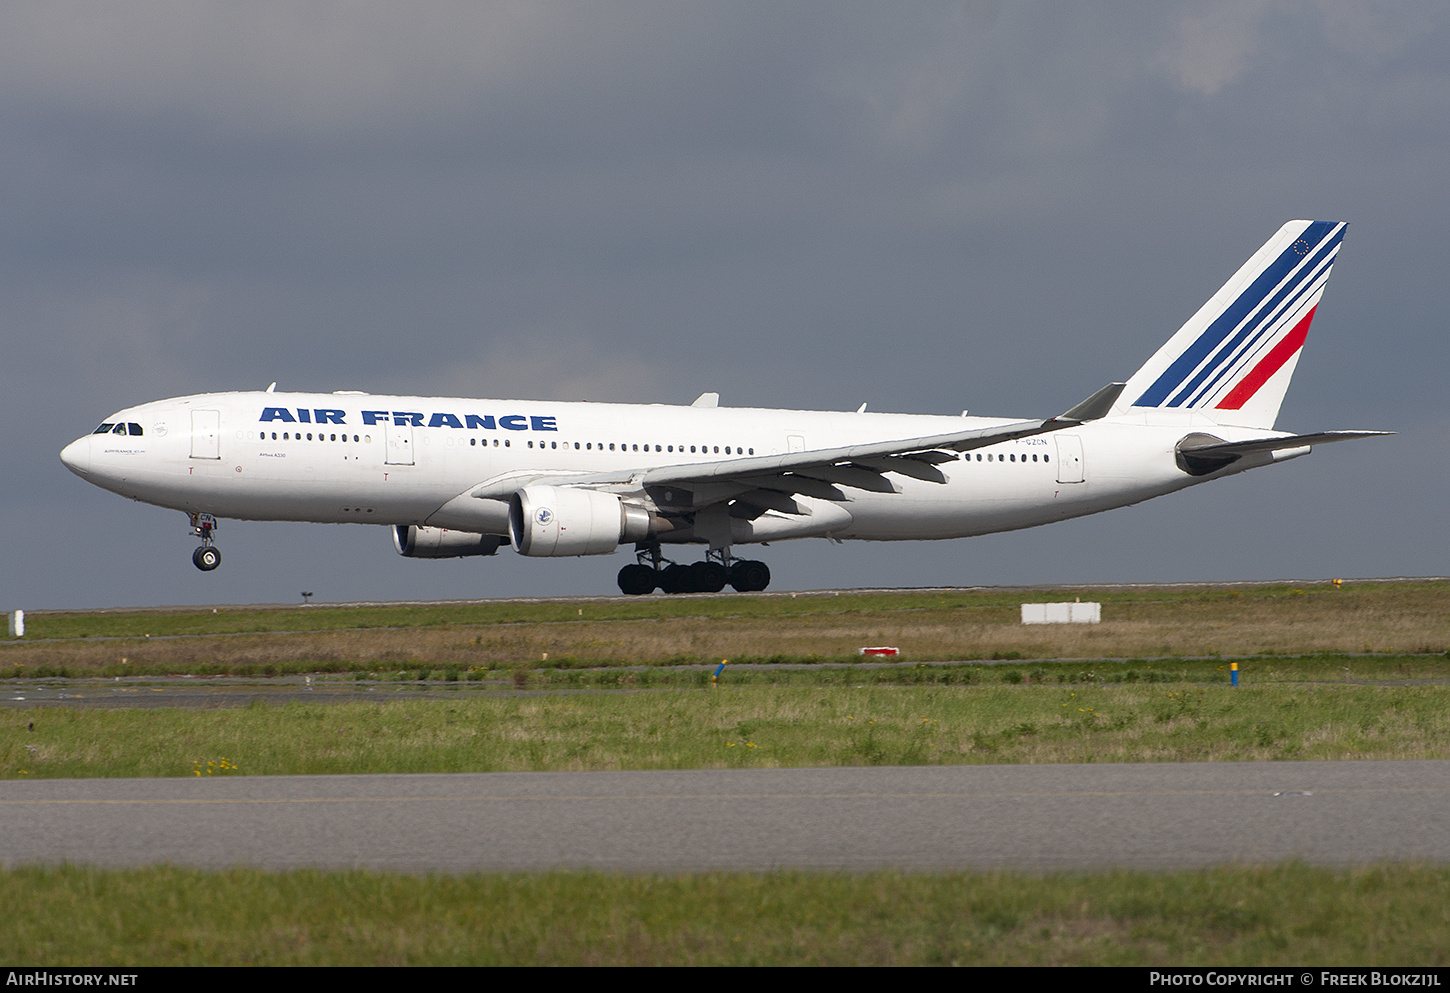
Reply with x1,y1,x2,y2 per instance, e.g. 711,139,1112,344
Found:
60,436,91,476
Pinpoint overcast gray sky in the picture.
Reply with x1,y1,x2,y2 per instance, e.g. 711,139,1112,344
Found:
4,1,1446,610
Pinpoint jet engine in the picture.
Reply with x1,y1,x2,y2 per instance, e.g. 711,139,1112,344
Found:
393,525,503,558
509,484,653,556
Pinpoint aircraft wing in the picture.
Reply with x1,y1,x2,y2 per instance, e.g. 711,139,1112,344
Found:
470,383,1125,504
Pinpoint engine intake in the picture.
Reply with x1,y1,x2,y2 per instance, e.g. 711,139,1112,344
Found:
509,485,653,556
393,525,503,558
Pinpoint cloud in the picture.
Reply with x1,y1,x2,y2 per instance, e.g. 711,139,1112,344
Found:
1153,1,1269,96
409,330,664,403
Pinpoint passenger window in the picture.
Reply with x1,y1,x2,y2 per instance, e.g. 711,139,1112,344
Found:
271,432,277,440
1044,455,1049,463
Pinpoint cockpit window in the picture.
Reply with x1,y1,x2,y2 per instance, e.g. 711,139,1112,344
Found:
127,423,143,436
112,423,128,435
93,423,115,434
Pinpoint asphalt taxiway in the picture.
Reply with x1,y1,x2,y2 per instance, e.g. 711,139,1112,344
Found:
3,761,1445,872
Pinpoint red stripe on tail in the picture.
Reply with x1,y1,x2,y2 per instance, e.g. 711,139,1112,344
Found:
1216,305,1316,410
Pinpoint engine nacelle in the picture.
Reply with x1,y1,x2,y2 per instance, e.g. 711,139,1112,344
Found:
393,525,503,558
509,485,652,557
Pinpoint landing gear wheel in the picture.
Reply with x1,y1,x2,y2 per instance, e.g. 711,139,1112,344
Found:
728,559,770,592
192,545,221,572
690,561,728,593
617,563,657,596
659,563,696,595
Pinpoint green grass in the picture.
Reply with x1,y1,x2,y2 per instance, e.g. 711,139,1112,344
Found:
15,588,1045,639
7,682,1450,779
19,580,1446,640
9,579,1450,678
4,863,1448,965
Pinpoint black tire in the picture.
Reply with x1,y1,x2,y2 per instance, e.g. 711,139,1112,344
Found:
617,564,657,596
659,563,695,594
729,559,770,592
192,546,221,572
690,561,727,593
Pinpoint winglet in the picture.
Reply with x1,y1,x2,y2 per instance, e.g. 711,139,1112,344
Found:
1053,382,1125,424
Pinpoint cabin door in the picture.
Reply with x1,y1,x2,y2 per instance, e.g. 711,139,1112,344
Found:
190,410,221,459
384,419,415,465
1054,435,1084,483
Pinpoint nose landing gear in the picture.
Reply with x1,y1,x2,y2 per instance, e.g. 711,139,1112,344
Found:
189,513,221,572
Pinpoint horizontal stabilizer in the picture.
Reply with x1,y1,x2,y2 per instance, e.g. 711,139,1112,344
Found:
1184,430,1392,457
1176,430,1391,475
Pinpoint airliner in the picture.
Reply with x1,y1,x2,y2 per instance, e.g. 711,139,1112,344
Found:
61,220,1387,595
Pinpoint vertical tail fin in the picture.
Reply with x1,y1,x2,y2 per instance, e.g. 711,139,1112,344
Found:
1117,220,1347,429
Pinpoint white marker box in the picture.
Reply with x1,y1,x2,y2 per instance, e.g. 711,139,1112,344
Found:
1020,602,1099,624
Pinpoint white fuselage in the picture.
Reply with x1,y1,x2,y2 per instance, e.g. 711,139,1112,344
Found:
61,390,1291,548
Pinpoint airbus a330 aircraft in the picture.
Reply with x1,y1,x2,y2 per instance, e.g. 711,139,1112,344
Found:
62,220,1387,595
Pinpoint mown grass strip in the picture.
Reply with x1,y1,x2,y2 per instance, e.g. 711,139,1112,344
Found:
18,579,1450,640
6,683,1450,779
3,863,1448,965
5,649,1449,685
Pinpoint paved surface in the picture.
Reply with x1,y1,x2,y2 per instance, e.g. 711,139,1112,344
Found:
3,761,1446,872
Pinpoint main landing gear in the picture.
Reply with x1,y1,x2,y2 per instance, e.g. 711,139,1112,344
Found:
617,546,770,595
189,512,221,572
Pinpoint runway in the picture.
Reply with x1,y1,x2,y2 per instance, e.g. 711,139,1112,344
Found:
4,760,1447,872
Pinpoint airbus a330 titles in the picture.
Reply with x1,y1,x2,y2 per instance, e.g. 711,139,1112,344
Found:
61,220,1387,595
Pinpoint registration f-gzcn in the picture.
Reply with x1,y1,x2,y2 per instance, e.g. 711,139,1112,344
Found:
61,220,1388,595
